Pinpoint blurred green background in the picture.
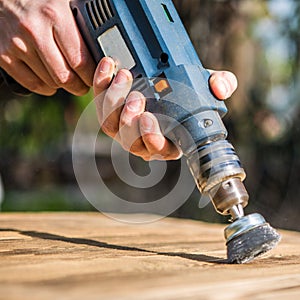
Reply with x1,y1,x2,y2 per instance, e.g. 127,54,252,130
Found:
1,0,300,231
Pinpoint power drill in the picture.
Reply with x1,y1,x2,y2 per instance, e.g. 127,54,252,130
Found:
70,0,280,263
71,0,247,215
1,0,280,263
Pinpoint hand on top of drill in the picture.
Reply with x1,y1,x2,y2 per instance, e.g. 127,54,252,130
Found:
94,57,238,161
0,0,95,96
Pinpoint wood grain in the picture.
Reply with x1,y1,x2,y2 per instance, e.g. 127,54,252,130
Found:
0,212,299,300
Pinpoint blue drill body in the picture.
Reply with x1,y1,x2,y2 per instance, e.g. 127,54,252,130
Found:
71,0,228,155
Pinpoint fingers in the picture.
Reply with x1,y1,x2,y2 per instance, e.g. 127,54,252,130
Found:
119,91,148,156
9,37,59,90
93,58,181,161
93,57,115,95
0,57,57,96
35,1,94,95
35,29,90,96
0,31,58,95
94,57,133,138
100,69,133,138
52,6,96,88
0,0,95,96
119,97,181,161
93,60,238,161
209,70,238,100
93,57,116,135
139,112,182,161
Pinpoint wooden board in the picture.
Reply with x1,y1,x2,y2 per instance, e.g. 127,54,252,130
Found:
0,212,299,299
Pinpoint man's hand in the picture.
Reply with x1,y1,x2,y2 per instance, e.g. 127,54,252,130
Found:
94,57,238,161
0,0,96,96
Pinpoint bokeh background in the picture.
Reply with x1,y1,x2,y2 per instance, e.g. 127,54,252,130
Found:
1,0,300,231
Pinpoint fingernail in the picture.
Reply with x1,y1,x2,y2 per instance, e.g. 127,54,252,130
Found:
126,93,143,112
115,71,129,84
217,78,230,99
99,59,112,73
140,114,154,132
127,99,141,112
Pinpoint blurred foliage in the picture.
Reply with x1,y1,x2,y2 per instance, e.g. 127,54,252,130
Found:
1,0,300,230
0,94,65,157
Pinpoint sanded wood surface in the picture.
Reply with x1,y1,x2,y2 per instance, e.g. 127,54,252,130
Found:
0,212,299,300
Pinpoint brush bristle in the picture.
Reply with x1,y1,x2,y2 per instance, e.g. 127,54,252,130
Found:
226,224,281,264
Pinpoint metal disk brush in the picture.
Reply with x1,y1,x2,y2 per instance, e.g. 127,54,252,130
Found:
225,214,281,263
187,140,281,264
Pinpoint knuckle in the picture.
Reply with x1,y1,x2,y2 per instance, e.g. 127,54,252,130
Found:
119,118,127,128
18,12,47,42
53,70,73,85
101,120,118,138
94,75,111,91
129,140,143,153
69,51,89,71
120,135,143,154
142,132,156,143
40,4,60,24
52,70,89,95
119,113,132,128
26,80,44,92
29,81,56,95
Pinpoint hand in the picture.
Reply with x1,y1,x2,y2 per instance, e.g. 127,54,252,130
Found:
0,0,96,96
94,57,238,161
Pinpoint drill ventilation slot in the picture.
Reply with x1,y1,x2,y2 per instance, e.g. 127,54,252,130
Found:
86,0,114,29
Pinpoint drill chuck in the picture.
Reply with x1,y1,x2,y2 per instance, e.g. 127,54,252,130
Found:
187,139,248,217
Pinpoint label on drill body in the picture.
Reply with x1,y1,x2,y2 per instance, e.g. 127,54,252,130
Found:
97,26,136,73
